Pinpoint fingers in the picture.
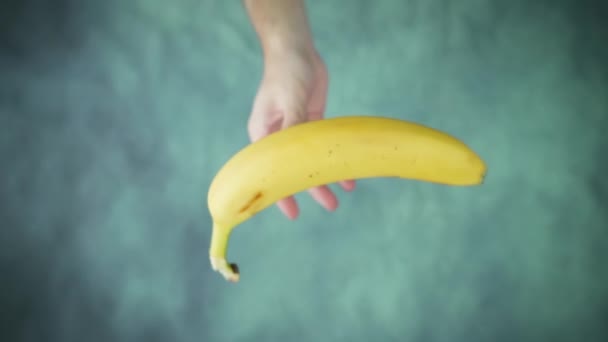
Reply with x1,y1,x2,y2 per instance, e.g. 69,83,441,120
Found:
339,179,356,192
276,188,337,220
307,185,338,211
276,181,355,219
307,181,356,213
276,196,299,220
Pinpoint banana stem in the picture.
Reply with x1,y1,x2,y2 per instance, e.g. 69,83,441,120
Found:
209,223,240,283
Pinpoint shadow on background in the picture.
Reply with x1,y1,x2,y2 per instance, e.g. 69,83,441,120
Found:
0,0,96,66
0,1,119,341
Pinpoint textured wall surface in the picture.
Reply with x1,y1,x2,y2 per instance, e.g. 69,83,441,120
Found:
1,0,607,341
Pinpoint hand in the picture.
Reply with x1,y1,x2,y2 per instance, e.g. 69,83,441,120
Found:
247,49,356,220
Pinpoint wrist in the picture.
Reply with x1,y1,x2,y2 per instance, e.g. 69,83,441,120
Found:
260,22,320,67
262,35,317,65
244,0,317,64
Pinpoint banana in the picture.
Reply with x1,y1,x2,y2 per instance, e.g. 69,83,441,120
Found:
207,115,486,282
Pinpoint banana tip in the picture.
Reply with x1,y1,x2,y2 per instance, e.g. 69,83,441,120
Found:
227,263,240,282
210,257,241,283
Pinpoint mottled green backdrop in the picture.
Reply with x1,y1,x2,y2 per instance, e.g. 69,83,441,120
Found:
1,0,607,341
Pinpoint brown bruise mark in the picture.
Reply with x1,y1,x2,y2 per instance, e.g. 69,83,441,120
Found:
238,192,263,213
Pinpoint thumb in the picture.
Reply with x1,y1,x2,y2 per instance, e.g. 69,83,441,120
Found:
248,93,279,142
280,95,308,130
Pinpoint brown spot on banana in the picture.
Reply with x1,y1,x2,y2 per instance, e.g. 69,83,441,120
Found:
238,191,263,213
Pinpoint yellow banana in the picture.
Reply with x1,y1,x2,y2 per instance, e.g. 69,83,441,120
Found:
207,115,487,282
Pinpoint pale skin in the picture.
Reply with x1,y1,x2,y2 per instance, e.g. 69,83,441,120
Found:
243,0,356,219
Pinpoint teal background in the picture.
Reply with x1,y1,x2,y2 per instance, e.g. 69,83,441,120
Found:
1,0,607,341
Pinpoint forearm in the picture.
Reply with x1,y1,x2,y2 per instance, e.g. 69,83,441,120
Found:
243,0,316,59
